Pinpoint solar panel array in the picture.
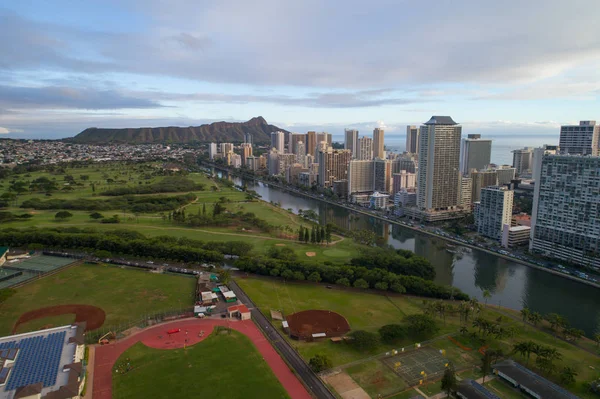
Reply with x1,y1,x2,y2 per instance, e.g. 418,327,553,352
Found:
0,331,66,391
469,380,501,399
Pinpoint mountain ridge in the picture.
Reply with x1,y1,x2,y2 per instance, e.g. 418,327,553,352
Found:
70,116,288,144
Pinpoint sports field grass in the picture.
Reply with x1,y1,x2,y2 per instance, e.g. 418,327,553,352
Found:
235,276,424,365
112,330,289,399
0,263,195,336
346,360,408,397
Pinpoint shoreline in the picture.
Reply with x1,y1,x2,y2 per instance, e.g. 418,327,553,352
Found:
205,163,600,290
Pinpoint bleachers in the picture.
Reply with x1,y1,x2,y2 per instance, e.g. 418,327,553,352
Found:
2,331,66,391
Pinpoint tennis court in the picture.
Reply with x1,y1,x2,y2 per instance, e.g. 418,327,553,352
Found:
4,255,75,273
382,347,448,386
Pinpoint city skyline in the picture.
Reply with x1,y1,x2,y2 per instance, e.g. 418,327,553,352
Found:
1,1,600,139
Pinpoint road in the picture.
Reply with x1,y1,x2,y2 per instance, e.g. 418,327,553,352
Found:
230,280,336,399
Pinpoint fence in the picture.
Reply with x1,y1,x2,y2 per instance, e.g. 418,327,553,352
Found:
85,307,195,344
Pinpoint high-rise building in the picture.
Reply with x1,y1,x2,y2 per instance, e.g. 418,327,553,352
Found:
531,145,559,180
369,192,389,209
270,131,285,153
290,133,306,155
471,169,498,202
392,171,416,194
374,159,393,193
417,116,462,212
392,155,417,174
345,129,359,157
530,154,600,268
306,131,316,159
460,134,492,176
356,137,373,160
296,141,306,164
495,166,516,185
406,125,419,154
459,176,473,208
230,153,242,168
278,154,296,177
240,143,253,166
314,132,332,156
268,149,279,176
475,186,514,240
373,128,385,159
348,160,375,196
317,148,351,188
512,147,534,176
220,143,234,155
208,143,218,160
244,132,253,145
559,121,599,156
246,156,258,171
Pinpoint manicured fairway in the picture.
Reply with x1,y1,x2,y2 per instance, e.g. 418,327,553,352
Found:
0,263,195,336
112,330,290,399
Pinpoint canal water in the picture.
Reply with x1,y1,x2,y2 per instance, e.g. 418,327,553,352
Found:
217,170,599,336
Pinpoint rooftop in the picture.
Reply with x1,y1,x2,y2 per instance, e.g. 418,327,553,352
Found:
493,360,579,399
457,379,501,399
227,304,250,314
0,247,8,257
424,116,458,125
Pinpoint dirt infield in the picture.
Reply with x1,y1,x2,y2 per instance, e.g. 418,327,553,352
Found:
286,309,350,340
93,319,312,399
13,304,106,333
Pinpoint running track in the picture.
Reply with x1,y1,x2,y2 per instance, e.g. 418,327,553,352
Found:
92,318,312,399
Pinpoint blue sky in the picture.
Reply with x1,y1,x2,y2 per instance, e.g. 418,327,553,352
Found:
1,0,600,140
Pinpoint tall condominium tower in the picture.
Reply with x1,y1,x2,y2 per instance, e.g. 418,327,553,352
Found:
559,121,599,156
240,143,253,166
356,137,373,160
512,147,534,176
530,154,600,268
374,159,393,193
270,131,285,153
475,186,514,240
344,129,359,158
317,148,351,188
417,116,462,212
405,125,419,154
306,131,316,159
244,132,253,145
460,134,492,175
290,133,307,155
208,143,218,160
373,128,385,159
348,160,375,196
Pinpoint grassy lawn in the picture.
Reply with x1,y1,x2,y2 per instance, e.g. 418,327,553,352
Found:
112,330,289,399
346,360,408,398
0,263,195,336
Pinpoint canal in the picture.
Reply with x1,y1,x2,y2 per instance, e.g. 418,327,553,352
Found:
218,170,599,336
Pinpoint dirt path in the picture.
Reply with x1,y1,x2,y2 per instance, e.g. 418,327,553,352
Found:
83,346,95,399
92,318,311,399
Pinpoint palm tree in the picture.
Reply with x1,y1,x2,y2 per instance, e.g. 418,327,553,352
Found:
460,326,468,336
217,268,232,285
594,333,600,348
560,366,578,386
528,311,542,326
482,289,491,307
520,307,531,323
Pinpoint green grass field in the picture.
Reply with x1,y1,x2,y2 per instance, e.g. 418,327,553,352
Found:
112,330,289,399
0,263,195,336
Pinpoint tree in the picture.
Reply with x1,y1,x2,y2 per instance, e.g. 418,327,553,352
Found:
353,278,369,289
304,229,309,243
309,354,332,372
528,312,542,326
482,289,491,307
545,313,565,332
320,226,325,243
293,271,305,281
335,277,350,287
481,352,492,384
307,272,321,282
404,314,439,339
315,227,321,243
512,341,539,366
202,203,207,216
520,307,530,323
89,212,104,219
441,365,457,397
281,269,295,280
390,282,406,294
55,211,73,221
348,330,379,351
559,366,577,386
594,333,600,348
374,281,388,291
298,226,304,242
325,223,332,245
218,268,232,285
379,324,406,344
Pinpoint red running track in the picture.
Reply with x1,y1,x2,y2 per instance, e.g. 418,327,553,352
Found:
92,318,312,399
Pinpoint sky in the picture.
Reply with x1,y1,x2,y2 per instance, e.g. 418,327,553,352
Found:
1,0,600,141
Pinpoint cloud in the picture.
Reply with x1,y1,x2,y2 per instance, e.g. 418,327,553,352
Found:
2,1,600,88
0,127,10,134
0,85,163,110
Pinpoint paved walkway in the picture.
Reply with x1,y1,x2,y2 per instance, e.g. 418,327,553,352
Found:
83,346,95,399
92,318,311,399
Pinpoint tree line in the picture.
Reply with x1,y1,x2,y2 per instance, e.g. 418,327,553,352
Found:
297,224,332,244
102,176,204,196
351,248,435,281
0,228,252,263
234,249,468,300
20,193,196,213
